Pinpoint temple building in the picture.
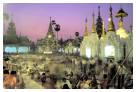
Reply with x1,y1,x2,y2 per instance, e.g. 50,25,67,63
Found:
99,18,106,60
102,5,121,61
89,13,99,58
4,20,18,44
3,19,31,53
126,26,133,62
79,6,132,63
37,18,59,54
80,18,92,58
64,40,76,54
96,6,103,39
115,7,132,62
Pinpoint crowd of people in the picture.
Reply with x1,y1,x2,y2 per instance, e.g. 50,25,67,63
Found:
3,54,133,89
3,57,25,89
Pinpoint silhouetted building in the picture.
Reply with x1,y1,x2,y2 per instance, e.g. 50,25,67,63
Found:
37,17,59,54
3,19,32,53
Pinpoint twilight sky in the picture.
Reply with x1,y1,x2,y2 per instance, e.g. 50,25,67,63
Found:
3,3,133,42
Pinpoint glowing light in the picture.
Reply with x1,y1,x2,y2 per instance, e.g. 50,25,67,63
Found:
75,60,79,65
43,51,52,54
48,35,52,38
74,48,77,52
105,45,115,57
58,48,64,52
18,47,29,53
82,60,86,64
78,48,80,52
116,28,128,39
5,46,17,53
90,59,95,64
74,48,80,53
86,48,91,58
108,18,111,21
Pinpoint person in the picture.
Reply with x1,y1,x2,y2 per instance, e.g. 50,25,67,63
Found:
100,74,108,89
4,57,10,70
62,84,69,89
124,73,133,89
71,76,78,89
41,73,46,86
108,60,117,87
89,58,95,71
34,70,40,82
102,63,108,77
12,64,18,72
3,69,9,88
4,71,17,89
82,75,91,89
68,71,73,84
117,63,127,89
29,69,34,79
76,75,81,88
61,78,72,89
82,60,87,74
3,66,6,70
91,75,98,89
16,71,25,89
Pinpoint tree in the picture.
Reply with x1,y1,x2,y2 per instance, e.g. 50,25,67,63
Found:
30,42,36,52
75,32,79,37
74,32,80,47
58,38,64,53
4,13,9,21
54,24,60,40
6,21,18,44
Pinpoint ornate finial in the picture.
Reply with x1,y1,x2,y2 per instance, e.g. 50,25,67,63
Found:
85,17,87,23
101,18,106,40
130,25,133,31
120,4,122,9
115,7,128,22
92,13,96,33
50,17,51,22
102,18,105,36
19,32,22,37
118,19,123,28
110,5,112,15
108,5,115,31
10,13,13,22
92,12,95,18
92,12,95,23
116,19,128,39
98,6,100,16
116,6,129,39
83,17,90,36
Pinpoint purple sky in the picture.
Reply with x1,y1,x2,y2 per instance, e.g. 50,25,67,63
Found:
4,3,133,42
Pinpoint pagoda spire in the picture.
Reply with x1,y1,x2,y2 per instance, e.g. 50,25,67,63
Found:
48,17,53,32
98,6,100,17
50,17,51,22
83,18,90,37
7,15,16,35
46,17,55,38
92,13,96,33
102,18,105,37
115,7,128,39
108,5,115,32
96,6,102,39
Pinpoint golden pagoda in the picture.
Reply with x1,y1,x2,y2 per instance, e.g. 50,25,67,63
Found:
116,19,128,39
83,18,90,37
108,5,115,32
91,13,96,33
101,18,106,39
